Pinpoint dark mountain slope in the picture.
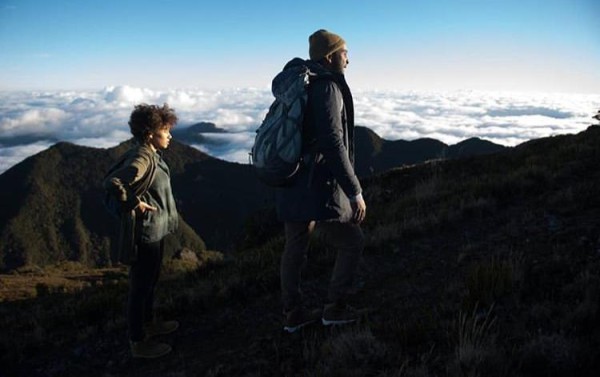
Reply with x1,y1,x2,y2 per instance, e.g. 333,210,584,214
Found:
446,136,506,158
0,140,272,271
1,142,118,269
354,126,507,176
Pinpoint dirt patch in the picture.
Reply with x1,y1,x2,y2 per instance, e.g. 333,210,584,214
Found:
0,265,127,302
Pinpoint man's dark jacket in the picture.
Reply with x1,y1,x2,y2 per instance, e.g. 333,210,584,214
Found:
276,58,362,222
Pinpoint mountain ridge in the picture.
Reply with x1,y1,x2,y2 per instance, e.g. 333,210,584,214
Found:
0,125,518,272
354,126,506,176
0,139,272,271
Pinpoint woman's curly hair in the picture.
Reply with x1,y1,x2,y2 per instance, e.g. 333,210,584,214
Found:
128,103,178,143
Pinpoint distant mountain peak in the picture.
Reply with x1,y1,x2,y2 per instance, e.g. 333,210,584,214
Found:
171,122,229,146
354,125,506,177
184,122,228,133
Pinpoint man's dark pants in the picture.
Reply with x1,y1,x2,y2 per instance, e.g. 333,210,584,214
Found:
281,220,364,311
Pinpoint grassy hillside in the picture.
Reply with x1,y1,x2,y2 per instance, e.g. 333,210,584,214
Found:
2,126,600,376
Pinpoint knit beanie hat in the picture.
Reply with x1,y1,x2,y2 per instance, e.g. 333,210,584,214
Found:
309,29,346,61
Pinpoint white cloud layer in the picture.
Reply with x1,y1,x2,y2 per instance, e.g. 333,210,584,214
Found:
0,86,598,174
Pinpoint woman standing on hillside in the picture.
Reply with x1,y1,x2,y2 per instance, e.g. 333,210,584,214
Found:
104,103,179,359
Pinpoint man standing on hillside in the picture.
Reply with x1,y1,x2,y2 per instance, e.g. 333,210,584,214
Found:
276,29,367,333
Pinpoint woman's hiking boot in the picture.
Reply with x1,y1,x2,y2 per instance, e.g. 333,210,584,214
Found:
283,306,321,333
130,339,172,359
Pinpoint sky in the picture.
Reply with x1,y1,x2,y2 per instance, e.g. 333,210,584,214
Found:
1,0,599,92
0,0,599,174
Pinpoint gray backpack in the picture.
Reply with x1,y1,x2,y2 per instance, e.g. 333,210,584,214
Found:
251,63,314,187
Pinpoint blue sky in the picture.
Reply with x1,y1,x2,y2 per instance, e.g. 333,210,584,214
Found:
0,0,599,92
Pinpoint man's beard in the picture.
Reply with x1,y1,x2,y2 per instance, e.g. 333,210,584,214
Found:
331,60,346,74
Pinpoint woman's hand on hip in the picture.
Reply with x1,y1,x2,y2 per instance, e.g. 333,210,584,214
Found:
137,201,157,214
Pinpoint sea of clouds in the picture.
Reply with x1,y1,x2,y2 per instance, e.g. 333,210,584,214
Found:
0,85,598,174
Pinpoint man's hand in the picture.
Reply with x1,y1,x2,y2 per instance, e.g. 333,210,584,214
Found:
351,194,366,224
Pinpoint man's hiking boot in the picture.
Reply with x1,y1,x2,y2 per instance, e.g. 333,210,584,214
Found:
130,339,172,359
144,320,179,338
283,307,321,333
322,302,360,326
